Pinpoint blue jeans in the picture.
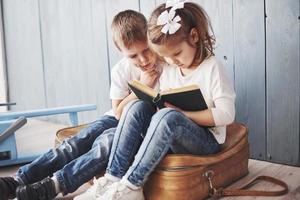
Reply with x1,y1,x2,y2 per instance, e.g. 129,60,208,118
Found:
106,100,220,187
16,115,118,194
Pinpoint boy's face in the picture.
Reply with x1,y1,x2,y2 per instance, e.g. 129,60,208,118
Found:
120,41,157,71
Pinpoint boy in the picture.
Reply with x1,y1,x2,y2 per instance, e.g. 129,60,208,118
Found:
0,10,161,200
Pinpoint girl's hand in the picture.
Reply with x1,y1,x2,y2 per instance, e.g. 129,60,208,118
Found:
165,103,215,126
164,102,183,112
164,102,191,118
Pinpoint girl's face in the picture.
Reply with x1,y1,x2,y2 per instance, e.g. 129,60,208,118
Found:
149,29,199,69
151,41,196,69
120,41,157,71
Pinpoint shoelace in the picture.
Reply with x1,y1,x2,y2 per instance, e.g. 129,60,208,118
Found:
87,178,98,192
2,177,19,198
106,183,129,200
88,177,110,197
32,178,56,200
34,184,46,200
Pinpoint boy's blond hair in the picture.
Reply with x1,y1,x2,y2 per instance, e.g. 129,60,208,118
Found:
111,10,147,50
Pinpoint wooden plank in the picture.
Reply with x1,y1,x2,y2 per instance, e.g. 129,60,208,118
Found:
194,0,234,81
139,0,156,19
233,0,266,160
38,0,110,124
104,0,140,68
155,0,165,6
2,0,46,111
266,0,300,166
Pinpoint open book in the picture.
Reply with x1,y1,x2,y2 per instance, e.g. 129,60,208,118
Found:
128,80,208,111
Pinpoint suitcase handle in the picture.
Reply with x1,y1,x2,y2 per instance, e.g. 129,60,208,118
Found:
203,170,288,197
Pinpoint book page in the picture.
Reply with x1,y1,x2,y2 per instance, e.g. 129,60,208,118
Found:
130,80,158,98
161,85,199,95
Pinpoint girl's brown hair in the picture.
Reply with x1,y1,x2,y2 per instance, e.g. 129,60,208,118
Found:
148,2,215,66
112,10,147,50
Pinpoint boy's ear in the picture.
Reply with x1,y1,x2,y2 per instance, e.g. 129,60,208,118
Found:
189,28,199,44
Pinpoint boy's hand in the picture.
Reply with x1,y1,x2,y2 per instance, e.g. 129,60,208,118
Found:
140,68,159,88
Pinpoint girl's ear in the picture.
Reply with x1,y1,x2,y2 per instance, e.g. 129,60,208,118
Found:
189,28,199,44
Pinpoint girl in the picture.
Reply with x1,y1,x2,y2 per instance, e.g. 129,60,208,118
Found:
78,1,235,200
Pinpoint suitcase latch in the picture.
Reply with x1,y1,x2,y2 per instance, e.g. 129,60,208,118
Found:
203,170,223,198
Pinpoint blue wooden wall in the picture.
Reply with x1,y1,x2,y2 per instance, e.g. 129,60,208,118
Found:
2,0,299,166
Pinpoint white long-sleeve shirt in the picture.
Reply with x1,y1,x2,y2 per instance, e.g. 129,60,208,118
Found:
159,56,236,144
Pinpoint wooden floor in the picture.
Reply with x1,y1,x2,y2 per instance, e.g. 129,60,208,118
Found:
0,120,299,200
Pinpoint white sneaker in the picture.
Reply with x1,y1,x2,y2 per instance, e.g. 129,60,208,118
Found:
74,177,114,200
97,182,144,200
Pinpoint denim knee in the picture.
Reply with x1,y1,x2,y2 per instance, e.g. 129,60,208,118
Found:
152,108,184,126
124,100,154,113
146,108,184,140
121,100,155,120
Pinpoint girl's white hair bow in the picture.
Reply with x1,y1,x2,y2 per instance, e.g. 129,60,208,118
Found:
157,0,186,34
157,10,181,34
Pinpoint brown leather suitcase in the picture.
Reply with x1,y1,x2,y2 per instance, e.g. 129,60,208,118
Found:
143,123,249,200
54,124,87,147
